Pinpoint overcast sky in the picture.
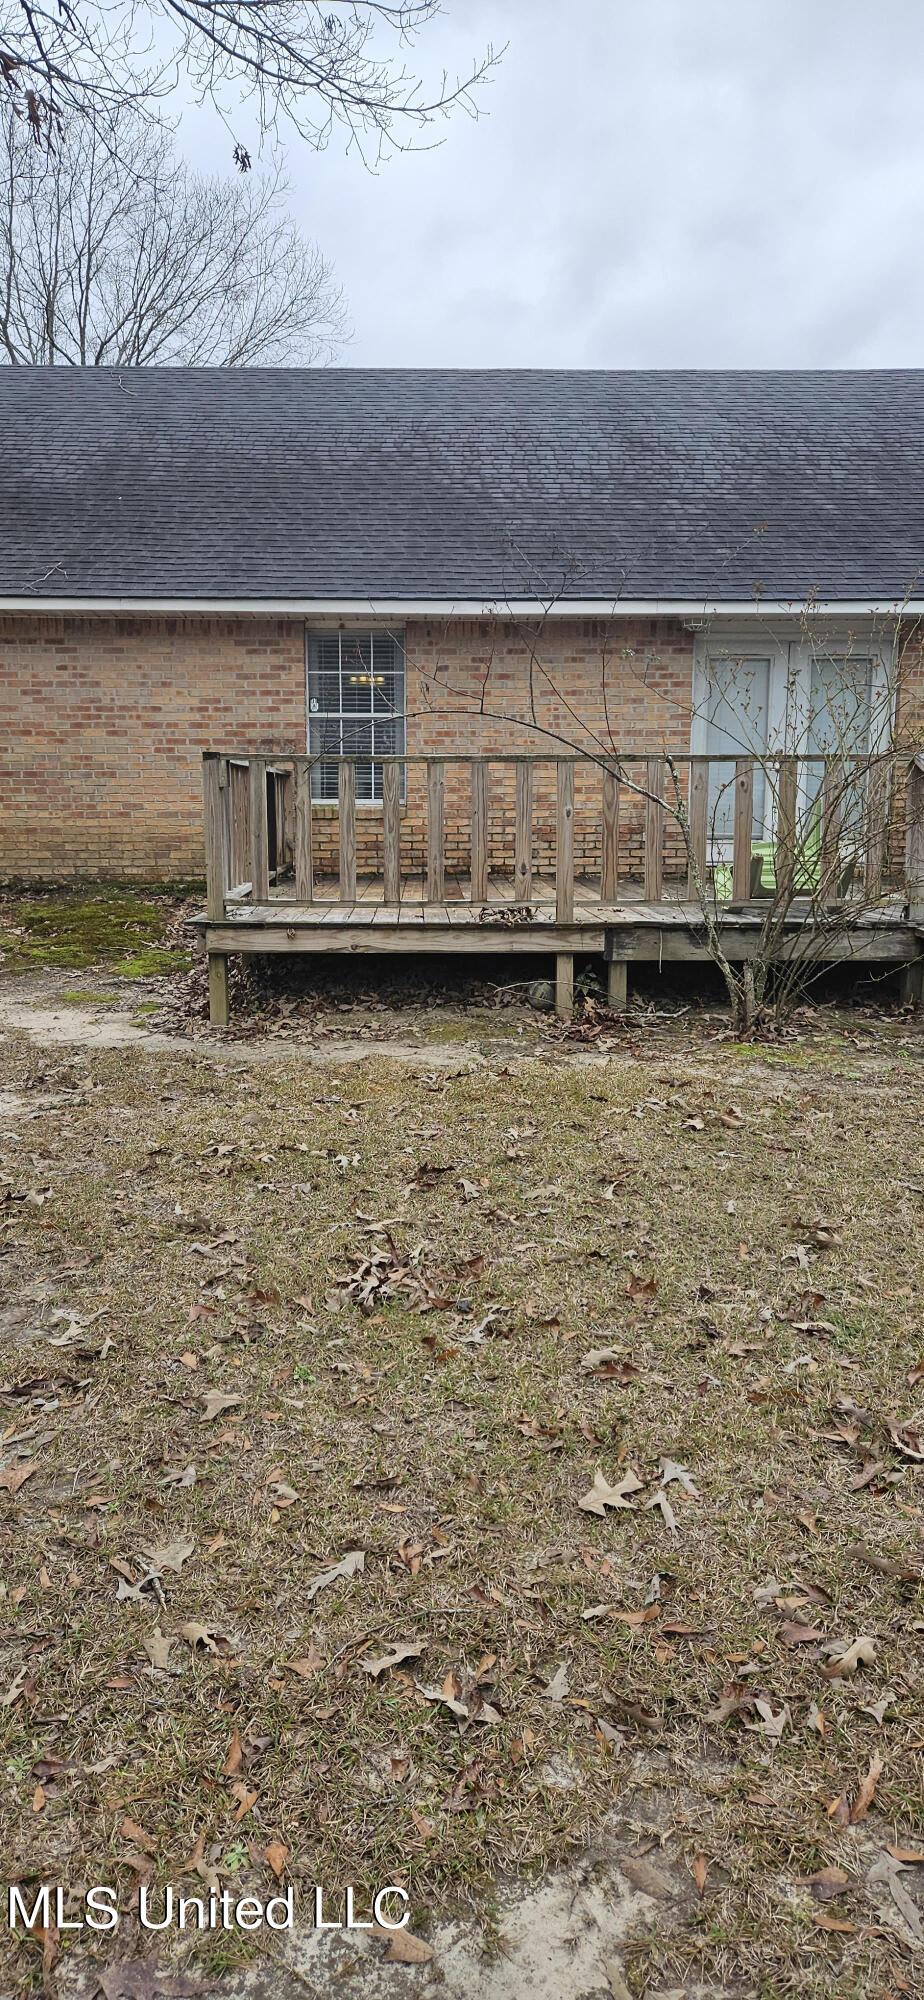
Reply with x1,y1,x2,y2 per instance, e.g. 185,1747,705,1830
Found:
187,0,924,369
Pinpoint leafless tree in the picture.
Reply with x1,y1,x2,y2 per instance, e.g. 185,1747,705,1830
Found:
0,0,498,161
0,104,347,363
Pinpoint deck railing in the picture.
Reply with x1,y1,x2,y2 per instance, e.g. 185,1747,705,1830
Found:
203,749,924,922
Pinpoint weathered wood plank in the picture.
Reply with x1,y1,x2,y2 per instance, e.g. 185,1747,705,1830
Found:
687,755,708,899
383,761,401,904
207,952,230,1026
556,760,575,922
514,760,534,902
338,760,357,903
601,765,620,902
607,958,628,1011
202,755,228,921
906,754,924,924
644,757,664,901
427,759,445,903
555,952,574,1019
249,757,270,902
470,761,489,904
819,759,843,903
775,755,797,900
731,758,754,902
293,760,314,904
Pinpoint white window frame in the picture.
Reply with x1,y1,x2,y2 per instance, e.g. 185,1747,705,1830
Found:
305,626,406,804
691,625,895,852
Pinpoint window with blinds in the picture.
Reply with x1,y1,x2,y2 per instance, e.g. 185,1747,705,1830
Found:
306,629,406,802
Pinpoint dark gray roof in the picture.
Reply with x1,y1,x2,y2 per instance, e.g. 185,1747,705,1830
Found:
2,366,924,604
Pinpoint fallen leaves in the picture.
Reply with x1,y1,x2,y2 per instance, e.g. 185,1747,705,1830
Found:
360,1641,425,1679
178,1620,236,1657
823,1635,878,1679
305,1550,365,1603
0,1459,38,1496
199,1389,242,1423
578,1467,644,1516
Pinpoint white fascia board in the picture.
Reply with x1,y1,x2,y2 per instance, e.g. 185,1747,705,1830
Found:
1,595,922,618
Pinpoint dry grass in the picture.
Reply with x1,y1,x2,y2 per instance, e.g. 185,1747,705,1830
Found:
1,1012,923,1997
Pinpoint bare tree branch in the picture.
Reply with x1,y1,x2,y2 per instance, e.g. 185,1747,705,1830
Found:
0,101,348,363
0,1,500,162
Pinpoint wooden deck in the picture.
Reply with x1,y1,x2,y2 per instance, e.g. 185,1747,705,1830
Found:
194,750,924,1022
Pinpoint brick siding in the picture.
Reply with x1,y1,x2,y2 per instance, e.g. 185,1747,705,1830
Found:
2,611,922,883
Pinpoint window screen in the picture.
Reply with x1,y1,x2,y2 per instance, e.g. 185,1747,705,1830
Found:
307,629,406,802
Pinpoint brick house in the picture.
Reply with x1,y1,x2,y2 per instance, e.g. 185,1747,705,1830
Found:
2,366,924,885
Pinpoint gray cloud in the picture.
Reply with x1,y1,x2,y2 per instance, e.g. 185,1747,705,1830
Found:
183,0,924,366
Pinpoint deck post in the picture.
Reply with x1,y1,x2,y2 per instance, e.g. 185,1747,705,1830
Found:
906,752,924,923
607,959,628,1012
338,760,357,902
207,952,230,1027
426,759,445,903
202,754,228,922
900,960,924,1010
555,952,574,1019
514,759,534,903
470,760,489,904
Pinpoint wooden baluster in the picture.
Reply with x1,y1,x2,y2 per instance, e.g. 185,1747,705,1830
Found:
383,760,401,904
426,759,445,903
819,759,843,903
906,752,924,923
601,763,620,903
687,756,708,900
470,760,489,904
731,758,754,901
644,757,664,902
514,759,534,902
338,760,356,903
556,760,575,922
202,754,228,921
249,755,269,903
294,759,314,904
775,755,797,900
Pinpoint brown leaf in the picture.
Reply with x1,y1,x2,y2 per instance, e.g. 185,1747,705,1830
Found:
264,1839,289,1881
305,1550,365,1602
360,1641,424,1679
0,1460,38,1497
779,1621,825,1646
283,1643,325,1679
120,1816,158,1856
223,1728,243,1776
179,1619,235,1656
141,1627,174,1672
690,1853,710,1897
577,1467,644,1517
230,1780,258,1823
374,1925,434,1964
823,1635,877,1679
803,1865,850,1902
200,1389,242,1422
850,1753,883,1824
143,1537,195,1576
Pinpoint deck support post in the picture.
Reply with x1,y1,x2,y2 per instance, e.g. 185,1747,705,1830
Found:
555,952,574,1020
607,959,628,1012
208,952,230,1027
900,959,924,1010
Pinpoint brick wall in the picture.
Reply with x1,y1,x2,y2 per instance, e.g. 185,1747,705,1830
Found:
4,612,922,885
0,612,696,882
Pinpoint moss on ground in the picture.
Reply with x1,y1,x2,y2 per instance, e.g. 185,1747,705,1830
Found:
0,887,191,976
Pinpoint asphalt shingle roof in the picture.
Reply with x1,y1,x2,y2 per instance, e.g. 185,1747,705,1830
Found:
2,366,923,604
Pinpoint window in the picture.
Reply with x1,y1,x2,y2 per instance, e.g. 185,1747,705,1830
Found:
307,629,405,802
